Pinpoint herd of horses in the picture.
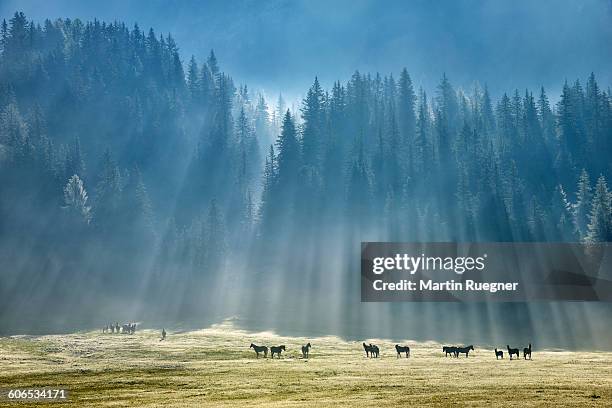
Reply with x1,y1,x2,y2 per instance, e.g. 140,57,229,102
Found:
250,342,532,360
102,322,136,334
501,343,532,360
100,326,532,361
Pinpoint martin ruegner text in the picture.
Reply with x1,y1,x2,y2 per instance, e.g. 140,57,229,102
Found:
372,279,519,293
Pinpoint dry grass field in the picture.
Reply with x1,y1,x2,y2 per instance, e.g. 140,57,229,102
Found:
0,320,610,407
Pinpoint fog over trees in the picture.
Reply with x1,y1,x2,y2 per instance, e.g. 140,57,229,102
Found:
1,12,611,348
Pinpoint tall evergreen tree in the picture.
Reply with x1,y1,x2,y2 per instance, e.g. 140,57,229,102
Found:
586,175,612,242
63,174,91,224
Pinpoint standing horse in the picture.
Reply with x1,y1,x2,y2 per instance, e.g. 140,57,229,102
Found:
523,343,532,360
395,344,410,358
302,343,311,358
270,345,286,358
495,348,504,359
363,342,372,358
443,346,457,357
250,343,268,358
455,345,474,358
507,345,519,360
369,344,380,358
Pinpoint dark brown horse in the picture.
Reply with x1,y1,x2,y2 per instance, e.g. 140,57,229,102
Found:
455,345,474,358
250,343,268,358
507,345,519,360
301,343,311,358
395,344,410,358
270,345,286,358
523,343,532,360
443,346,457,357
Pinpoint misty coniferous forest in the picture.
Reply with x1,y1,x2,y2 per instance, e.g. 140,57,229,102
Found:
1,12,611,346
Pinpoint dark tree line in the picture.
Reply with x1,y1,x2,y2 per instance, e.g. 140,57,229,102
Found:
1,12,611,324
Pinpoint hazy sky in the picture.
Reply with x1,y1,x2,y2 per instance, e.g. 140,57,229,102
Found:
2,0,611,101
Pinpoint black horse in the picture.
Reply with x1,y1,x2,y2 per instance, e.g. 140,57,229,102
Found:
369,344,380,358
455,345,474,358
395,344,410,358
507,345,519,360
523,343,532,360
302,343,311,358
443,346,457,357
363,342,373,358
270,345,286,358
250,343,268,358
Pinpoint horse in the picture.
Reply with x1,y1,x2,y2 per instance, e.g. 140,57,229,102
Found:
455,345,474,358
369,344,380,358
270,345,286,359
507,345,519,360
523,343,532,360
160,328,166,341
395,344,410,358
250,343,268,358
363,342,372,358
443,346,457,357
495,348,504,359
302,343,311,358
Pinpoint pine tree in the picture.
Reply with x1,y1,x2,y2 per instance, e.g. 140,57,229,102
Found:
0,19,8,55
301,77,324,167
550,184,574,240
414,88,429,174
63,174,91,224
537,86,555,144
481,84,496,135
557,81,578,163
573,169,593,239
586,175,612,242
254,93,270,143
258,144,277,234
397,68,416,169
187,55,199,101
434,74,458,162
207,49,219,80
275,110,300,190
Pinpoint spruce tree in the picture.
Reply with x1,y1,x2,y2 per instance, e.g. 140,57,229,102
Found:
586,175,612,242
573,169,593,239
63,174,91,224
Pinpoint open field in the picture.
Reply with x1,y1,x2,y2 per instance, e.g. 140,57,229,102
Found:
0,320,610,407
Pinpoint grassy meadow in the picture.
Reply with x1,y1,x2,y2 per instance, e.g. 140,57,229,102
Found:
0,320,610,407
